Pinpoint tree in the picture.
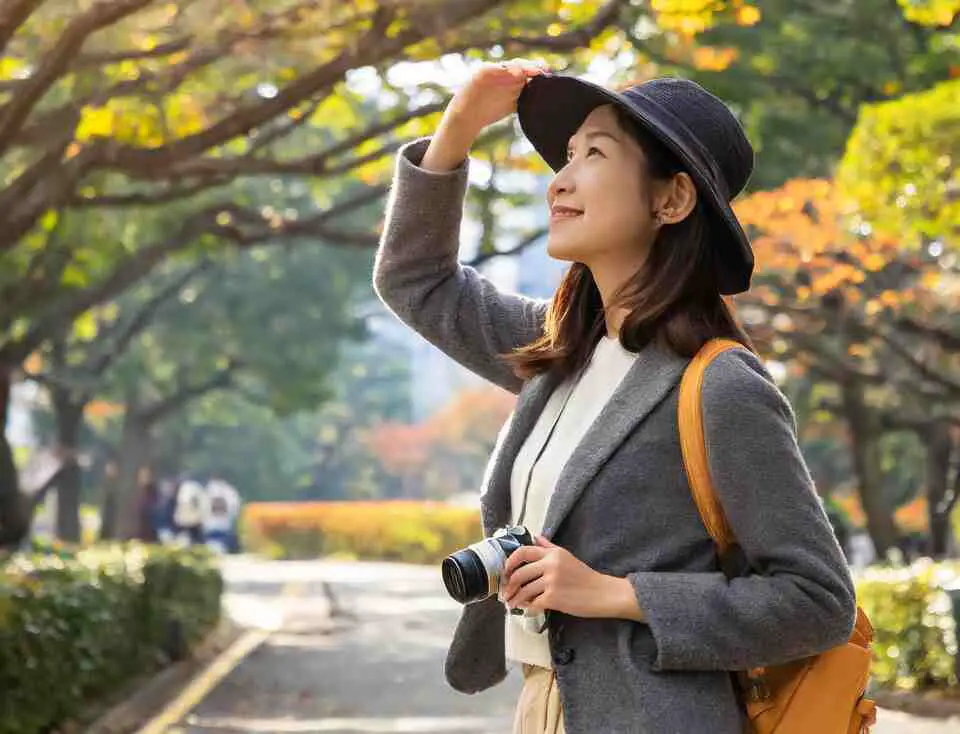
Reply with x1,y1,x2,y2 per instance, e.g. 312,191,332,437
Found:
365,385,516,499
97,240,370,537
734,177,960,556
25,260,209,541
0,0,632,544
618,0,959,189
837,78,960,252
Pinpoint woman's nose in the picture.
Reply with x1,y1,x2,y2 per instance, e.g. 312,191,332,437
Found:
547,168,574,205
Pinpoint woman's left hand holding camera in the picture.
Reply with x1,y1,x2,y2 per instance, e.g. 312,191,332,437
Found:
501,535,646,622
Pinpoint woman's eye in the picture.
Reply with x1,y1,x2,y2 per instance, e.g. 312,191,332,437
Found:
566,146,602,162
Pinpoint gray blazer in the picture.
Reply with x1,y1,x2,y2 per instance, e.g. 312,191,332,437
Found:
373,138,857,734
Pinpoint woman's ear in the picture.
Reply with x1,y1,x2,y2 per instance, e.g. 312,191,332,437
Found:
652,172,697,225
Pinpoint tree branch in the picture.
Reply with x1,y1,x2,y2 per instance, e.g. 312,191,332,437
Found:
895,316,960,351
867,324,960,399
101,0,505,174
65,176,232,208
86,259,214,377
442,0,626,56
0,186,388,365
0,0,156,156
466,226,548,267
159,99,448,179
0,0,44,57
0,135,100,252
138,361,240,425
76,34,193,66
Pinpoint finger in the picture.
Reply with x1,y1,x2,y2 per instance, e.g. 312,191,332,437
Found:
535,534,557,548
495,59,548,81
501,558,544,600
525,590,550,616
506,576,548,609
503,546,547,578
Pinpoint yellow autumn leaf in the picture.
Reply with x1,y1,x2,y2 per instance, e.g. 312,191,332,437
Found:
692,46,739,72
73,311,98,341
736,5,762,25
863,253,886,271
75,106,114,141
879,290,899,307
0,57,25,81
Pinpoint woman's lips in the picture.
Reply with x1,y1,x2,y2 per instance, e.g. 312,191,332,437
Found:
550,209,583,222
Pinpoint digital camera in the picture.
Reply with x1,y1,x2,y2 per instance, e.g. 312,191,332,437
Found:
441,524,534,608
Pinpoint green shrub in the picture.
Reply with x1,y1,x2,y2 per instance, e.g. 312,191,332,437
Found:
855,558,960,691
0,542,222,734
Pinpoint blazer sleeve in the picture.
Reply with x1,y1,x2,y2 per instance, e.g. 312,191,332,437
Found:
372,137,549,395
628,348,857,672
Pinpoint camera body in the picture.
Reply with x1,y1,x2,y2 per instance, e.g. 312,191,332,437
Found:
441,524,534,607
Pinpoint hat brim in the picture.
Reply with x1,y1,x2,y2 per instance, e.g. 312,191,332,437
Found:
516,74,753,295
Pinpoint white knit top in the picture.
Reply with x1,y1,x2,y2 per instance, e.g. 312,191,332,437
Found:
505,334,640,668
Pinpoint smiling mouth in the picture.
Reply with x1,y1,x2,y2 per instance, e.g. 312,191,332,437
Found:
550,210,583,222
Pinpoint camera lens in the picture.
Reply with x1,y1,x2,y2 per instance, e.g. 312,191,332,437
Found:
441,527,532,605
442,549,488,603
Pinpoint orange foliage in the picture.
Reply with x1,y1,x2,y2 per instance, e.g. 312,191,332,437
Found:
364,386,516,479
363,423,432,474
84,400,123,419
832,492,928,534
734,178,951,318
242,500,482,563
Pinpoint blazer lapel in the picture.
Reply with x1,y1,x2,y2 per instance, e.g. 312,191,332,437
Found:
479,368,561,535
540,342,689,540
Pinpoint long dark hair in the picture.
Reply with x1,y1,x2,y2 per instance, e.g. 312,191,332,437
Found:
502,105,754,382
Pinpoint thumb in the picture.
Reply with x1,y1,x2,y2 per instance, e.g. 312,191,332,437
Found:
535,534,556,548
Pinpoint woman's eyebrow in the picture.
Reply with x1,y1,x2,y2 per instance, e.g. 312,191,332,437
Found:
567,130,620,153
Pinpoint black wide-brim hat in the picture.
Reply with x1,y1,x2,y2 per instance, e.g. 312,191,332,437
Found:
517,74,755,295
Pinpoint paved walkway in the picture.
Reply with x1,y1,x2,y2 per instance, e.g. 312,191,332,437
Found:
146,556,958,733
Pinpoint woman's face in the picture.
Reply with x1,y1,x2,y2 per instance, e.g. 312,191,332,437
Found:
545,105,657,267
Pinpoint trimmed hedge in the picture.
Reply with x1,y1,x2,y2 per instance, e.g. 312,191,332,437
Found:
855,558,960,691
0,541,223,734
242,501,482,564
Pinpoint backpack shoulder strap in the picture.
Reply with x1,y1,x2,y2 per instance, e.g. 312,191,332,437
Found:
678,338,745,559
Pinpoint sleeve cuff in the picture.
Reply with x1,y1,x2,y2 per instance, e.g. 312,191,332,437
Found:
398,137,470,178
628,570,729,672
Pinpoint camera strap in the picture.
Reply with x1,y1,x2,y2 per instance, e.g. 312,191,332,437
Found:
516,365,586,528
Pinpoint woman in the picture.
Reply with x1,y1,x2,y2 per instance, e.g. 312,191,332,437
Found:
373,60,856,734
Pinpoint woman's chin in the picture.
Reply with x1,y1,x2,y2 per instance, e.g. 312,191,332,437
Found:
545,236,583,262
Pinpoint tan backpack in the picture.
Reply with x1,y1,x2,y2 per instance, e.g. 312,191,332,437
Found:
678,338,877,734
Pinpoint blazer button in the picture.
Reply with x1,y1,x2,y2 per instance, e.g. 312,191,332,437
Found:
553,647,575,666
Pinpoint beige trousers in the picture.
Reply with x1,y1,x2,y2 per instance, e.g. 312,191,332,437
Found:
512,664,566,734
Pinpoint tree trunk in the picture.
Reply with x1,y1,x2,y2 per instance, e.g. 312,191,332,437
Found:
115,411,152,540
840,377,899,559
925,420,955,559
52,392,84,543
0,369,29,548
98,464,119,540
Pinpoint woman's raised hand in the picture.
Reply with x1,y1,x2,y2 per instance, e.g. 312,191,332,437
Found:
444,58,550,137
422,59,549,172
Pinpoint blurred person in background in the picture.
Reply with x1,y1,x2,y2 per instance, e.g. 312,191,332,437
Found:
172,478,206,546
203,475,241,554
155,478,179,545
